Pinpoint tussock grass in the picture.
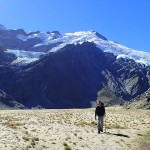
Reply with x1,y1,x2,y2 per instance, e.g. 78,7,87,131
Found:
22,136,30,141
32,137,39,141
78,136,83,140
63,142,72,150
146,131,150,135
63,142,68,146
106,123,126,129
26,145,32,148
145,131,150,140
138,131,150,150
31,139,36,146
4,121,22,129
120,139,125,142
64,145,72,150
65,137,71,141
73,142,76,145
75,120,97,128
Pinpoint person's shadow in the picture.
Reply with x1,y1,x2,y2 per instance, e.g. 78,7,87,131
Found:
104,132,130,138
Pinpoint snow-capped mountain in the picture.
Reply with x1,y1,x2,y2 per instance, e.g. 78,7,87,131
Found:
16,30,150,66
0,26,150,66
0,25,150,109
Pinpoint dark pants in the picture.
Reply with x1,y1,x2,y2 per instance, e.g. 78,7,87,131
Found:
97,116,104,131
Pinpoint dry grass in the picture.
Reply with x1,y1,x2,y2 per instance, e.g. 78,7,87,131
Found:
75,120,97,128
145,130,150,139
0,107,149,150
22,136,30,141
63,142,72,150
138,130,150,150
106,123,126,129
32,137,39,141
3,121,23,129
64,145,72,150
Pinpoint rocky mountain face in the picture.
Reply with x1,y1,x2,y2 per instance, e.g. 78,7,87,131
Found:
124,88,150,109
0,28,61,52
0,89,25,109
91,88,125,107
0,25,150,108
0,45,16,65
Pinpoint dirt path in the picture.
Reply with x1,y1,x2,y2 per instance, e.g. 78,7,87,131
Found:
0,107,149,150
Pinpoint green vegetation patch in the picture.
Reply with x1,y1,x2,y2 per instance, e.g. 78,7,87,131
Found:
145,131,150,140
139,130,150,150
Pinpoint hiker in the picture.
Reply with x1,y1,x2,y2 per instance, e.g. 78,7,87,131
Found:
95,100,105,134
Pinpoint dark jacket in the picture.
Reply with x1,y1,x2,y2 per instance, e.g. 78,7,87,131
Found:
95,105,105,117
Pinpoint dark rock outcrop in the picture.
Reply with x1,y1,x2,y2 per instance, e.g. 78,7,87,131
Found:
95,32,107,40
0,29,62,52
93,88,125,107
124,88,150,109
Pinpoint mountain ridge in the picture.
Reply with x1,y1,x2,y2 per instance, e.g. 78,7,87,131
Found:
0,25,150,66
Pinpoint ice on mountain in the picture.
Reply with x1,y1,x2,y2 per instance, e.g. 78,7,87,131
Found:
5,49,45,65
16,30,150,66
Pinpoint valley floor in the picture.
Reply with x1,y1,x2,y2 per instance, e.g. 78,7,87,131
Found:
0,107,149,150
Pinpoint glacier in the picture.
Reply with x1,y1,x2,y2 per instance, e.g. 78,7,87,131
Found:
15,30,150,66
5,49,45,66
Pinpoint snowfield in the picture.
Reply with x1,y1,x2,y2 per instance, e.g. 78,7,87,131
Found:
5,49,45,66
0,107,149,150
6,30,150,66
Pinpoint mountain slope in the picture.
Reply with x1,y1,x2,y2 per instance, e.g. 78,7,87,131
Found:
6,43,105,108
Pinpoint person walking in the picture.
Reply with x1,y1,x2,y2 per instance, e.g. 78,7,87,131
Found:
95,100,106,134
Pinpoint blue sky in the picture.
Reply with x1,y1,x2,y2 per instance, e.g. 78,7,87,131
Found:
0,0,150,52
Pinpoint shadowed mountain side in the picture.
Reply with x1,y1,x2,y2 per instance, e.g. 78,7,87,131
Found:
0,45,16,65
9,43,106,108
0,89,25,109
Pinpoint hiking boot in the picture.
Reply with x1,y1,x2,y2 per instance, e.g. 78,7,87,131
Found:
101,129,103,132
98,130,100,134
